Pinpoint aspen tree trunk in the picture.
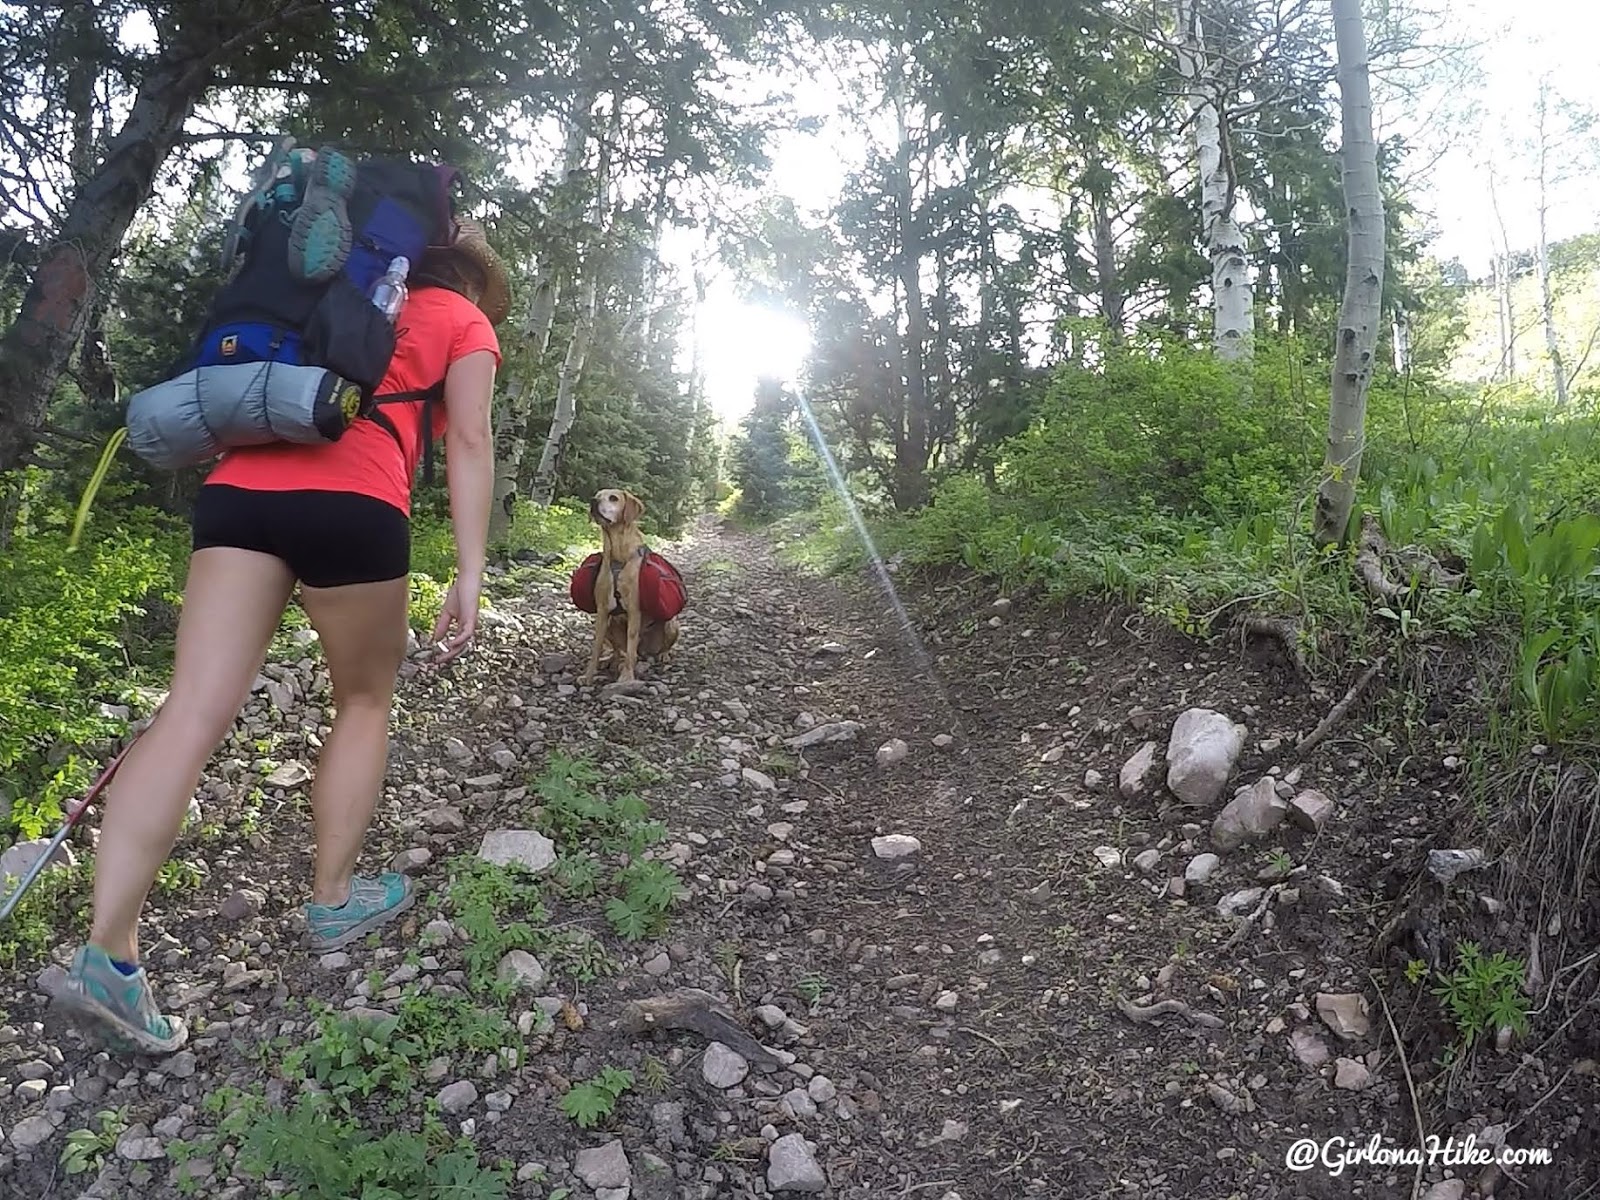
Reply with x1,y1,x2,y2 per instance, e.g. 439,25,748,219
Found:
890,82,930,510
487,104,588,539
1534,84,1570,407
1314,0,1387,546
529,272,596,506
1175,0,1253,361
1488,167,1517,381
529,102,614,507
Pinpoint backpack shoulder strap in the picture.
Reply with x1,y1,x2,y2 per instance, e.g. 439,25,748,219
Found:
368,380,447,486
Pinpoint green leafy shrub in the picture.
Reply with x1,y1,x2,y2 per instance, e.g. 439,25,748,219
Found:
605,859,682,941
1,495,186,838
224,1090,509,1199
559,1066,634,1129
995,337,1317,522
442,857,550,995
1429,941,1531,1053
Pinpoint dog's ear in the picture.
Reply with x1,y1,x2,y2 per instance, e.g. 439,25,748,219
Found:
623,491,645,524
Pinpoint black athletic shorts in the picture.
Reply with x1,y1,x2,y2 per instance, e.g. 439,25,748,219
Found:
192,484,410,587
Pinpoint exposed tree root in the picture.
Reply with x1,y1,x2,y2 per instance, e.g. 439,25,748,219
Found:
1115,995,1225,1030
1291,657,1387,763
618,987,781,1065
1356,513,1464,601
1217,883,1288,952
1238,615,1308,678
1396,544,1466,591
1356,513,1404,600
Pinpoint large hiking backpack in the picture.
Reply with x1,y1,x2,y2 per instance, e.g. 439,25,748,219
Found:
124,142,461,479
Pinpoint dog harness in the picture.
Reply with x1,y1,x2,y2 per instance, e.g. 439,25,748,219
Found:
569,547,688,623
606,546,650,615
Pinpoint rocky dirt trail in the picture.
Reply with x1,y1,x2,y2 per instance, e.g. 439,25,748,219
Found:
2,515,1595,1200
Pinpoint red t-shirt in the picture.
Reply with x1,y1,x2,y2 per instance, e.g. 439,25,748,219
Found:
205,287,501,517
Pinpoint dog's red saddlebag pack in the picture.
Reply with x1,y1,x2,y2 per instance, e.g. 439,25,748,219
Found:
570,551,687,621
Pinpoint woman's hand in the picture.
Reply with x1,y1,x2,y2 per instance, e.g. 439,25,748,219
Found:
429,573,481,665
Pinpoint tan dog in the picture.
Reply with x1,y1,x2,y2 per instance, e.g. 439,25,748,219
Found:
582,487,681,685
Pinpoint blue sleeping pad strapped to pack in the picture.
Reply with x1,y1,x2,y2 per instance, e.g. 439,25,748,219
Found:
124,149,462,473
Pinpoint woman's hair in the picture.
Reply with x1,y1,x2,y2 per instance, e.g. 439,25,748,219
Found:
412,246,487,304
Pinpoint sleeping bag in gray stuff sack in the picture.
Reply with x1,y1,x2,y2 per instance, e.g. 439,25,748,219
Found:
124,361,363,470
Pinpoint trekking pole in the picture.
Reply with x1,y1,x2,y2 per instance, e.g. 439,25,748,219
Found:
0,734,140,922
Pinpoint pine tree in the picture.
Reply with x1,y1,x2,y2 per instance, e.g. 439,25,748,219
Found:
730,377,799,522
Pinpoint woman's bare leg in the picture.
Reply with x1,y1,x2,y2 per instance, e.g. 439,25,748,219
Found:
87,547,294,963
298,576,409,908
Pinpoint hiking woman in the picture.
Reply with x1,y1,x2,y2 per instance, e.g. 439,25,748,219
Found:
55,220,512,1054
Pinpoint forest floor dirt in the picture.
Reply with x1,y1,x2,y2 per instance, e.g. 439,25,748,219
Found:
2,514,1596,1200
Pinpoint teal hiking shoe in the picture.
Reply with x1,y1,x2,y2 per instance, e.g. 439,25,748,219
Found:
305,872,416,951
286,146,357,284
52,945,188,1055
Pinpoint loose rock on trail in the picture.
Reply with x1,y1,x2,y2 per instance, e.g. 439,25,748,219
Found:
1,515,1595,1199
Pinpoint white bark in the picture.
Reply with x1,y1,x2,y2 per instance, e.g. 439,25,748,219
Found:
528,98,616,508
1176,0,1253,361
487,267,562,540
1488,167,1517,381
1391,306,1411,373
1535,84,1571,407
530,269,597,506
1315,0,1387,546
487,105,588,540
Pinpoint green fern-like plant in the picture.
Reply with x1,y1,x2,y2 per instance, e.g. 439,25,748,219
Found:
1430,941,1530,1050
605,860,681,941
559,1066,634,1129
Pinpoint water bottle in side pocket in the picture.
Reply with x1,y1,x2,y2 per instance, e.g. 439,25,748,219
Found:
369,256,410,323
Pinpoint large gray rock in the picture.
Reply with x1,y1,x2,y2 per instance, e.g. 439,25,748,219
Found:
1288,1027,1330,1067
477,829,556,874
264,761,312,789
1288,789,1335,832
1211,778,1289,852
1165,708,1246,807
0,838,75,885
115,1125,165,1161
1316,992,1371,1040
1118,741,1160,801
436,1080,478,1114
1333,1057,1372,1090
9,1113,56,1151
701,1041,750,1089
575,1139,630,1191
786,721,864,749
1184,852,1221,884
767,1132,827,1193
496,950,547,992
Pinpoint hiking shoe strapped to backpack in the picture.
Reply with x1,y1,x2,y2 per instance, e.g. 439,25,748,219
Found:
287,148,358,284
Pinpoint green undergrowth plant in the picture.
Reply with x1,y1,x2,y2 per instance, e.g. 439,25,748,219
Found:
784,352,1600,748
558,1065,634,1129
1,495,187,839
219,1088,510,1200
406,498,590,633
60,1107,130,1178
1425,941,1531,1057
535,753,668,854
442,856,550,996
279,996,519,1115
531,753,683,941
191,989,518,1200
0,859,92,968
